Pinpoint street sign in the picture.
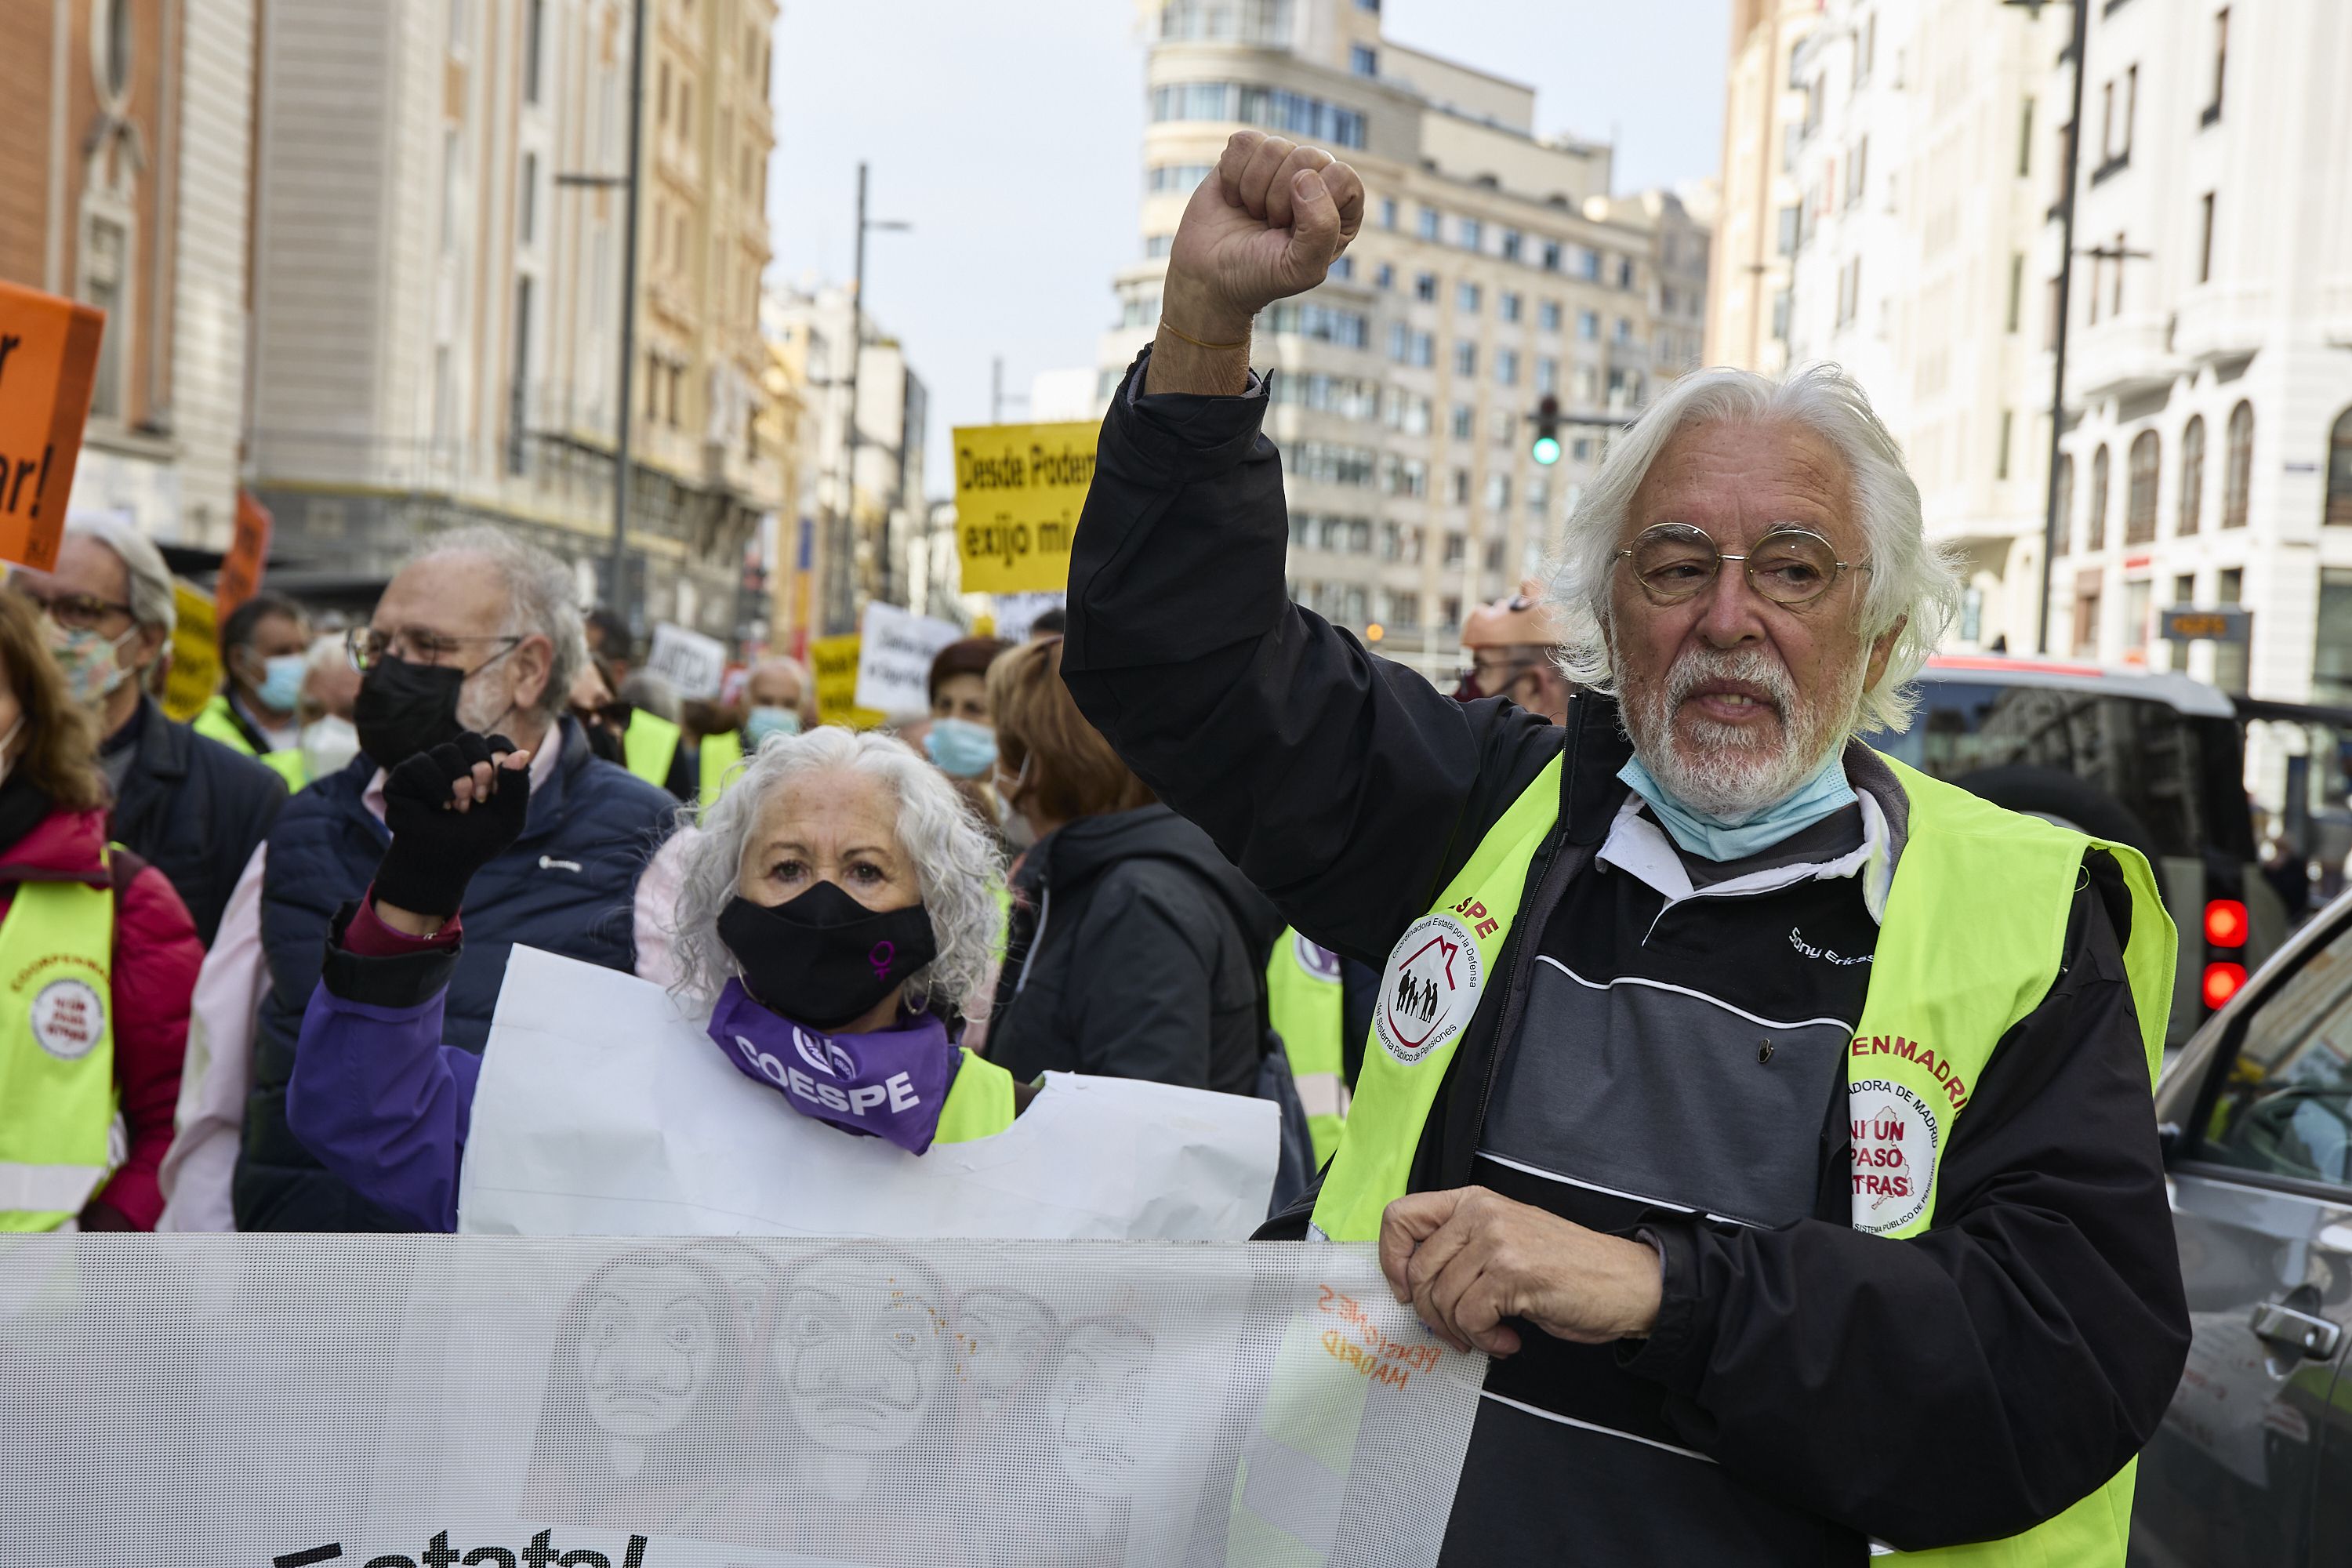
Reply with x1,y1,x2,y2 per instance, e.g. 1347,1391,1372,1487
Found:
2159,605,2251,646
951,420,1097,593
0,279,106,572
853,601,960,717
644,622,728,699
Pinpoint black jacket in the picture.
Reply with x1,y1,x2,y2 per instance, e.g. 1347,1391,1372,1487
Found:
1061,349,2190,1552
107,694,289,946
985,803,1281,1098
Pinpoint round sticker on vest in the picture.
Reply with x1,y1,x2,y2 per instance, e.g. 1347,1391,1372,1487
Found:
1849,1078,1939,1235
1375,913,1483,1065
30,978,107,1062
1292,931,1342,983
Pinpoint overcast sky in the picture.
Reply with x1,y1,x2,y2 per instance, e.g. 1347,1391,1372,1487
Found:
767,1,1733,498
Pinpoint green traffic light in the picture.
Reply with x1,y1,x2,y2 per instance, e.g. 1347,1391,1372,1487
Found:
1531,435,1562,466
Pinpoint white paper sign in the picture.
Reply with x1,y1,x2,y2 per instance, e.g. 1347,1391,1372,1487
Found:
460,946,1280,1240
644,622,728,700
851,601,961,717
992,589,1065,643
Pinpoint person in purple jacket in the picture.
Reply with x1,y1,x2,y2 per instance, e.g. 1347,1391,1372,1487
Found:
285,724,1018,1232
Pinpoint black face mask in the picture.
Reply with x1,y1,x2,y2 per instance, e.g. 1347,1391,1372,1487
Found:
717,880,938,1031
353,656,467,769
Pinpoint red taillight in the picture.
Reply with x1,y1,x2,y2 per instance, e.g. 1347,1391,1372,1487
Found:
2205,899,2249,949
2203,962,2248,1009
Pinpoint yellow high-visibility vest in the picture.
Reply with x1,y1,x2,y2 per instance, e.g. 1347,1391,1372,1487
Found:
0,865,118,1232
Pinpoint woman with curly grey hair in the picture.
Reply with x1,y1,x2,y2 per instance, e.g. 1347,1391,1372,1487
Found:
281,724,1029,1234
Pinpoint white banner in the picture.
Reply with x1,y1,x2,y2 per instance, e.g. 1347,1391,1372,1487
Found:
0,1236,1482,1567
852,602,961,717
463,948,1280,1241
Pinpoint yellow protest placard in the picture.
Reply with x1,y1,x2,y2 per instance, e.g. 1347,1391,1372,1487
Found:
810,633,884,729
952,422,1097,595
164,580,221,722
0,279,106,572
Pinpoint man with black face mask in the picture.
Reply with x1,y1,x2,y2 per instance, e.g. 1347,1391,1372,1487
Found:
157,527,681,1232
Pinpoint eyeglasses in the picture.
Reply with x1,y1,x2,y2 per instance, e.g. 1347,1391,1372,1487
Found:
1457,653,1541,695
7,579,134,632
346,625,524,673
1614,523,1869,608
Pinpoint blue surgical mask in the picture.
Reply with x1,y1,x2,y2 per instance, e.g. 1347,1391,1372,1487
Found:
1617,749,1857,862
255,653,307,713
925,717,997,779
746,705,803,746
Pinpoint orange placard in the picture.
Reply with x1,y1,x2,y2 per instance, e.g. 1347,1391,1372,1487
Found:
216,489,274,618
0,279,105,572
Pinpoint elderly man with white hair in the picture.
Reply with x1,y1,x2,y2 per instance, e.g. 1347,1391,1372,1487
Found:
7,517,288,943
157,525,678,1233
1060,130,2190,1564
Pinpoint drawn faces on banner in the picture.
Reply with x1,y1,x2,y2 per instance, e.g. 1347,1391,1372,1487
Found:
1047,1319,1156,1499
686,1239,782,1349
522,1249,755,1537
956,1289,1058,1412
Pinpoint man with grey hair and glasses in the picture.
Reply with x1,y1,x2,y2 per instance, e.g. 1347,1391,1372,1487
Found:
158,525,680,1232
1062,129,2188,1563
7,517,287,943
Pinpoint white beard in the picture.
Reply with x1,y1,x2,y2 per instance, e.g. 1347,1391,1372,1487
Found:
1621,643,1863,822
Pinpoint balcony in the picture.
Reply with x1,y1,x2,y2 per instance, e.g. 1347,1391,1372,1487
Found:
2069,308,2178,404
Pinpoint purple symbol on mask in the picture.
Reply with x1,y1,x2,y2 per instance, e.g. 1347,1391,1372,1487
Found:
869,939,896,982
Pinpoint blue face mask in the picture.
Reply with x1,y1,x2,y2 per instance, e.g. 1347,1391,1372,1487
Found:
1617,748,1857,862
254,653,307,713
925,717,997,779
746,705,803,746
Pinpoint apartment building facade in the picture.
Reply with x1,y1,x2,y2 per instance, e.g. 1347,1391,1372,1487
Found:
245,0,782,648
1105,0,1708,683
1704,0,1818,378
1,0,259,548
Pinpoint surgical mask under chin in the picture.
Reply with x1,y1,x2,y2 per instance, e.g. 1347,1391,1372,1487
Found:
46,623,138,707
250,653,307,713
299,714,361,780
1617,747,1857,862
745,705,802,746
925,717,997,779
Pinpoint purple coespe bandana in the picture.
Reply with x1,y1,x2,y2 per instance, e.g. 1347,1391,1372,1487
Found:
705,978,959,1155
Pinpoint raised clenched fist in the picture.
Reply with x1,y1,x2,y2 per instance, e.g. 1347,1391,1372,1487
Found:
1160,129,1367,353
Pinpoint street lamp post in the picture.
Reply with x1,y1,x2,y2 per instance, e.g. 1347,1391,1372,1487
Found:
831,162,909,627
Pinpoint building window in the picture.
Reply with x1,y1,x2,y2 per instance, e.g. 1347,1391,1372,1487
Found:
2055,455,2074,555
2017,96,2034,178
1457,281,1481,314
519,152,538,244
1147,163,1214,192
2198,192,2216,283
2073,587,2101,658
1536,356,1559,394
2179,415,2205,535
1265,302,1369,347
1454,340,1477,376
2005,254,2024,332
2316,571,2352,705
1374,262,1393,289
2205,9,2228,123
1414,271,1437,302
1576,309,1599,341
1380,198,1398,230
1538,299,1562,332
1500,291,1522,323
2124,577,2153,655
1486,474,1511,512
1387,326,1432,366
1351,44,1377,76
1541,241,1563,272
1616,256,1635,290
2325,407,2352,527
79,216,129,422
1450,404,1474,440
1459,217,1484,252
1329,255,1354,281
1997,410,2014,481
2125,430,2159,544
1613,317,1634,346
1777,205,1800,257
1419,207,1441,241
1495,349,1519,387
1846,136,1868,209
2215,566,2247,691
2223,400,2253,528
508,275,535,475
1148,80,1366,147
524,0,545,102
1501,230,1523,263
1446,526,1467,561
2089,444,2111,550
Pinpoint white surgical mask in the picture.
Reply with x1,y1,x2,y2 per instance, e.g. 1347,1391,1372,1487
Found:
299,714,361,781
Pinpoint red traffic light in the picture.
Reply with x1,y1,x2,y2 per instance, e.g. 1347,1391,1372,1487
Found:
2203,898,2248,948
2201,962,2248,1010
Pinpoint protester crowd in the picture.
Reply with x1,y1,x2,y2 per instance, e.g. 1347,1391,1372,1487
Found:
3,503,1469,1236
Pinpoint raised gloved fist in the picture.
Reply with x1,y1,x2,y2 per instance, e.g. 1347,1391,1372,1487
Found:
372,731,532,920
1161,129,1367,345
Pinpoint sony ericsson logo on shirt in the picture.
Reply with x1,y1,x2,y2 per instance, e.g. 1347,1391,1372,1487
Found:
1374,911,1485,1066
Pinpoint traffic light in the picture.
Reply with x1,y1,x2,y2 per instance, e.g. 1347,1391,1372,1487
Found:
1530,394,1563,466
